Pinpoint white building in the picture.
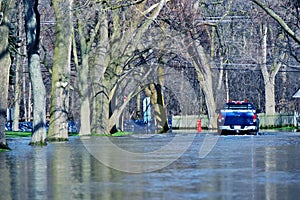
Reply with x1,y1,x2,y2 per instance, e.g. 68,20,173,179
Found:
293,88,300,129
293,88,300,98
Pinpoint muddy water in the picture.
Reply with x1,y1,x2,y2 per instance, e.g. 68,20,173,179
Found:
1,131,300,199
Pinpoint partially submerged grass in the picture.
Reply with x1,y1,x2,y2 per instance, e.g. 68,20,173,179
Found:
0,148,10,152
6,131,32,138
271,126,298,131
5,131,131,139
111,131,132,137
89,131,133,137
6,131,79,138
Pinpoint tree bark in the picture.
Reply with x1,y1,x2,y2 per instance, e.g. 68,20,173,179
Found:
0,24,10,149
76,20,91,136
48,0,73,141
260,25,284,115
0,1,14,150
144,66,169,133
13,2,24,132
186,38,217,129
78,53,91,136
145,83,169,133
91,15,109,134
75,7,105,135
23,0,47,145
13,55,21,132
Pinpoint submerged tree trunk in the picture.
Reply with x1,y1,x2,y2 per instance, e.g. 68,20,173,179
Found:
73,8,103,136
48,0,73,141
24,0,47,145
13,2,24,132
13,54,21,132
78,53,91,136
145,83,169,133
0,1,13,150
0,24,10,149
145,66,169,133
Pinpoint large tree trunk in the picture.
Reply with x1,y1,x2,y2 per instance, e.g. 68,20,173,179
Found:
187,39,217,129
13,55,21,132
23,0,47,145
145,83,169,133
144,66,169,133
0,24,10,149
264,81,276,114
48,0,73,141
260,25,283,115
91,14,109,134
91,42,108,134
13,2,24,132
77,53,91,135
0,1,13,149
74,7,105,135
73,6,105,135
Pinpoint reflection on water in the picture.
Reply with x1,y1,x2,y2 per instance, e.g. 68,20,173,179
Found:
1,132,300,199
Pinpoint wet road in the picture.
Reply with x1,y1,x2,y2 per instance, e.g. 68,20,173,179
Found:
1,131,300,199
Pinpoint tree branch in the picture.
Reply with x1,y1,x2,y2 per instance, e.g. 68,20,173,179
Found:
251,0,300,45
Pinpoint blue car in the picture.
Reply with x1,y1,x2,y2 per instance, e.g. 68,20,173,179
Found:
217,100,260,135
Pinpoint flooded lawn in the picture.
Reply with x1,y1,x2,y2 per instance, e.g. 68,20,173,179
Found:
1,131,300,199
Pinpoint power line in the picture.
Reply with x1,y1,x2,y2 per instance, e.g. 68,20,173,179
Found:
212,67,300,73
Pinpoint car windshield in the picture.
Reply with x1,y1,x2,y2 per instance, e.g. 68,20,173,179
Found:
224,103,254,110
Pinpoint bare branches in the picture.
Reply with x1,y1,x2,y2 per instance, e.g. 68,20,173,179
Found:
251,0,300,45
95,0,146,10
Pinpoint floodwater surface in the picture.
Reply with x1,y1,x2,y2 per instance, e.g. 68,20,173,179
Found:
1,131,300,200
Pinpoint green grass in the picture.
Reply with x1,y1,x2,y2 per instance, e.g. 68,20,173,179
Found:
0,148,10,152
259,125,298,131
273,126,298,131
111,131,132,137
89,131,133,137
5,131,79,138
6,131,32,138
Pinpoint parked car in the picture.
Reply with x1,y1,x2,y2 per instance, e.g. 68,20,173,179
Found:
217,100,260,135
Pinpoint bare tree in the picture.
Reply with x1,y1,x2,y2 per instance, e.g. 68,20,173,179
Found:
259,24,285,114
72,1,104,135
85,0,170,134
23,0,47,145
159,0,234,128
249,0,297,114
47,0,73,141
12,2,24,132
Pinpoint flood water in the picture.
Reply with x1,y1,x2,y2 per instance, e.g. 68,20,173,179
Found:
1,131,300,200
